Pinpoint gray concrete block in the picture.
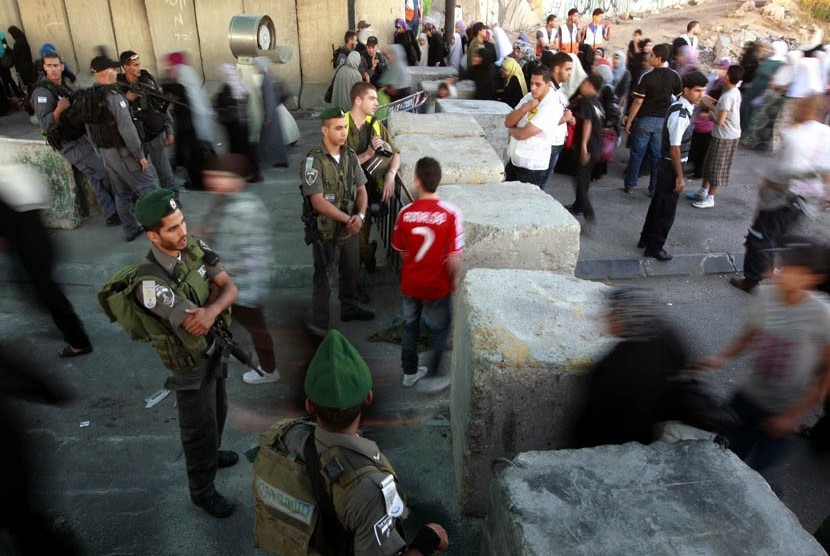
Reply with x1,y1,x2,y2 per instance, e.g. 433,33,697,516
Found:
407,66,459,91
421,79,476,100
730,251,746,273
393,134,504,189
702,252,738,274
0,139,89,229
451,269,612,515
483,442,827,556
436,99,513,163
387,111,485,140
438,183,580,274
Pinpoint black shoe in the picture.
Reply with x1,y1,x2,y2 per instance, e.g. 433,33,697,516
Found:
729,277,757,293
623,187,633,194
125,227,144,242
637,240,647,249
191,492,235,518
341,308,375,322
105,214,121,227
217,450,239,468
644,249,673,262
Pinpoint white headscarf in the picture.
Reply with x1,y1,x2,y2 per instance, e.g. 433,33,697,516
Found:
769,41,788,63
492,26,512,65
561,52,588,99
174,63,216,143
221,63,246,101
447,32,463,69
418,33,429,66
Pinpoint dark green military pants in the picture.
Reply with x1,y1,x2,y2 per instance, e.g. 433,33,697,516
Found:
312,234,360,329
174,369,227,499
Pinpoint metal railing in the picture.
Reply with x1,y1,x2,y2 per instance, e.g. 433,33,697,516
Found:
375,175,414,273
376,90,429,124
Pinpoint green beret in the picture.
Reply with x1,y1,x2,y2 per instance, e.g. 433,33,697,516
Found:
305,330,372,409
134,189,179,228
319,107,345,121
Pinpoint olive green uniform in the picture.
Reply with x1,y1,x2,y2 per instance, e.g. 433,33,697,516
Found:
301,144,367,329
134,237,229,500
345,113,399,265
254,419,408,555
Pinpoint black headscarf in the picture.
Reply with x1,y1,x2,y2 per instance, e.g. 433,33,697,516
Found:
8,26,33,86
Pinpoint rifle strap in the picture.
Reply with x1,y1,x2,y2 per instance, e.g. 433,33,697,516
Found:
303,433,352,553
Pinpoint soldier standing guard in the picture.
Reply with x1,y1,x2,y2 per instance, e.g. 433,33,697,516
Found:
130,189,240,518
301,107,375,337
118,50,180,199
86,55,158,241
30,52,119,227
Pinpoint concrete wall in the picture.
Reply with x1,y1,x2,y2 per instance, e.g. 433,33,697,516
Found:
110,0,158,79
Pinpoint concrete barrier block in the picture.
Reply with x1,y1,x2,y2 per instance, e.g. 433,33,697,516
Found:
451,269,612,515
0,138,89,229
394,134,504,189
387,111,484,140
438,183,580,274
483,443,827,556
421,79,476,99
406,66,458,91
436,99,512,163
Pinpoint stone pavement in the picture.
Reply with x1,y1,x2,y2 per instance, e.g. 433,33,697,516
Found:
1,110,830,553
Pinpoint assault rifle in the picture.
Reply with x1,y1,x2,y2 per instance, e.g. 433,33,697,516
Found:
300,184,334,286
115,80,186,115
205,319,265,378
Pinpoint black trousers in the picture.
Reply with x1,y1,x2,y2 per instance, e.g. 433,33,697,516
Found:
743,206,802,283
0,203,91,349
573,158,597,220
174,370,227,499
640,159,679,252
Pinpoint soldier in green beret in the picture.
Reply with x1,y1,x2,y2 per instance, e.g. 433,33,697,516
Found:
132,188,240,518
302,107,375,337
252,330,449,555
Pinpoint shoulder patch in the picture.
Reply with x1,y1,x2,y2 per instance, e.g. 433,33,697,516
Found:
141,280,157,309
37,96,48,104
119,99,128,109
379,474,404,518
304,155,319,185
373,514,395,546
154,283,175,307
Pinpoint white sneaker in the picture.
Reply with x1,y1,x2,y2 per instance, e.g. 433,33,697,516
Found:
692,197,715,209
243,368,281,384
402,367,428,388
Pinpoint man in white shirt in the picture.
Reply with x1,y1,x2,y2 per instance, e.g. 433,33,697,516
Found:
540,51,575,190
504,66,559,188
581,8,610,49
680,21,700,53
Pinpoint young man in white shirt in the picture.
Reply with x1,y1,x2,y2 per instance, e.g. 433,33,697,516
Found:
504,66,559,188
559,9,580,54
689,65,744,208
581,8,610,49
540,52,575,190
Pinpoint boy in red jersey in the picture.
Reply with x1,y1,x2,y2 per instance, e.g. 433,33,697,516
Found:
392,157,464,389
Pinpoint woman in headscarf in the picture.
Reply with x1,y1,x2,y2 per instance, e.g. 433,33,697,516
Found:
741,40,788,134
578,43,595,74
469,47,496,100
7,26,34,90
497,56,526,108
379,44,413,102
253,56,288,169
491,26,512,65
571,287,690,448
447,32,463,69
455,20,468,55
417,32,429,67
611,50,630,111
0,32,21,101
393,18,419,66
215,64,261,182
331,50,364,111
592,64,620,180
511,40,535,68
161,52,217,189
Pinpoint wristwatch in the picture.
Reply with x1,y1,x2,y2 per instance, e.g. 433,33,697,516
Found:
358,213,365,221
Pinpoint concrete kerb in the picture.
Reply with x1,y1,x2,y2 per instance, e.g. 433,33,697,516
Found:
575,253,743,281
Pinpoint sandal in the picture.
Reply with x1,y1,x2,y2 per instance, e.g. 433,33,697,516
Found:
58,344,93,358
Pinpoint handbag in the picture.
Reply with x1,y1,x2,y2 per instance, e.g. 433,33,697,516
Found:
563,119,576,149
600,128,617,163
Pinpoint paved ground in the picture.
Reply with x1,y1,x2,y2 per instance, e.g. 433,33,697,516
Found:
2,97,830,553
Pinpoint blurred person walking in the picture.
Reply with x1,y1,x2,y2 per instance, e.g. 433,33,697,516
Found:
215,63,261,182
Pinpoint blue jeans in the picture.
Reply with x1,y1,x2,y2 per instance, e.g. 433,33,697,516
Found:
539,144,564,191
625,116,664,194
401,294,452,376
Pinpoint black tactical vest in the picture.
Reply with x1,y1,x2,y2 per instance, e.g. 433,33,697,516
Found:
661,100,693,162
87,86,126,149
117,70,165,141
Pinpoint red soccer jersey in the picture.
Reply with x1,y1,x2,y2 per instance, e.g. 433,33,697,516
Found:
392,198,464,300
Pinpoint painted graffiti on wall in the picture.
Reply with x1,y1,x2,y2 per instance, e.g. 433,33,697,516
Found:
166,0,195,42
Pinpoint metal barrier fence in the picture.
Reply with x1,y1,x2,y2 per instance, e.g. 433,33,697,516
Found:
374,175,414,273
376,90,429,124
